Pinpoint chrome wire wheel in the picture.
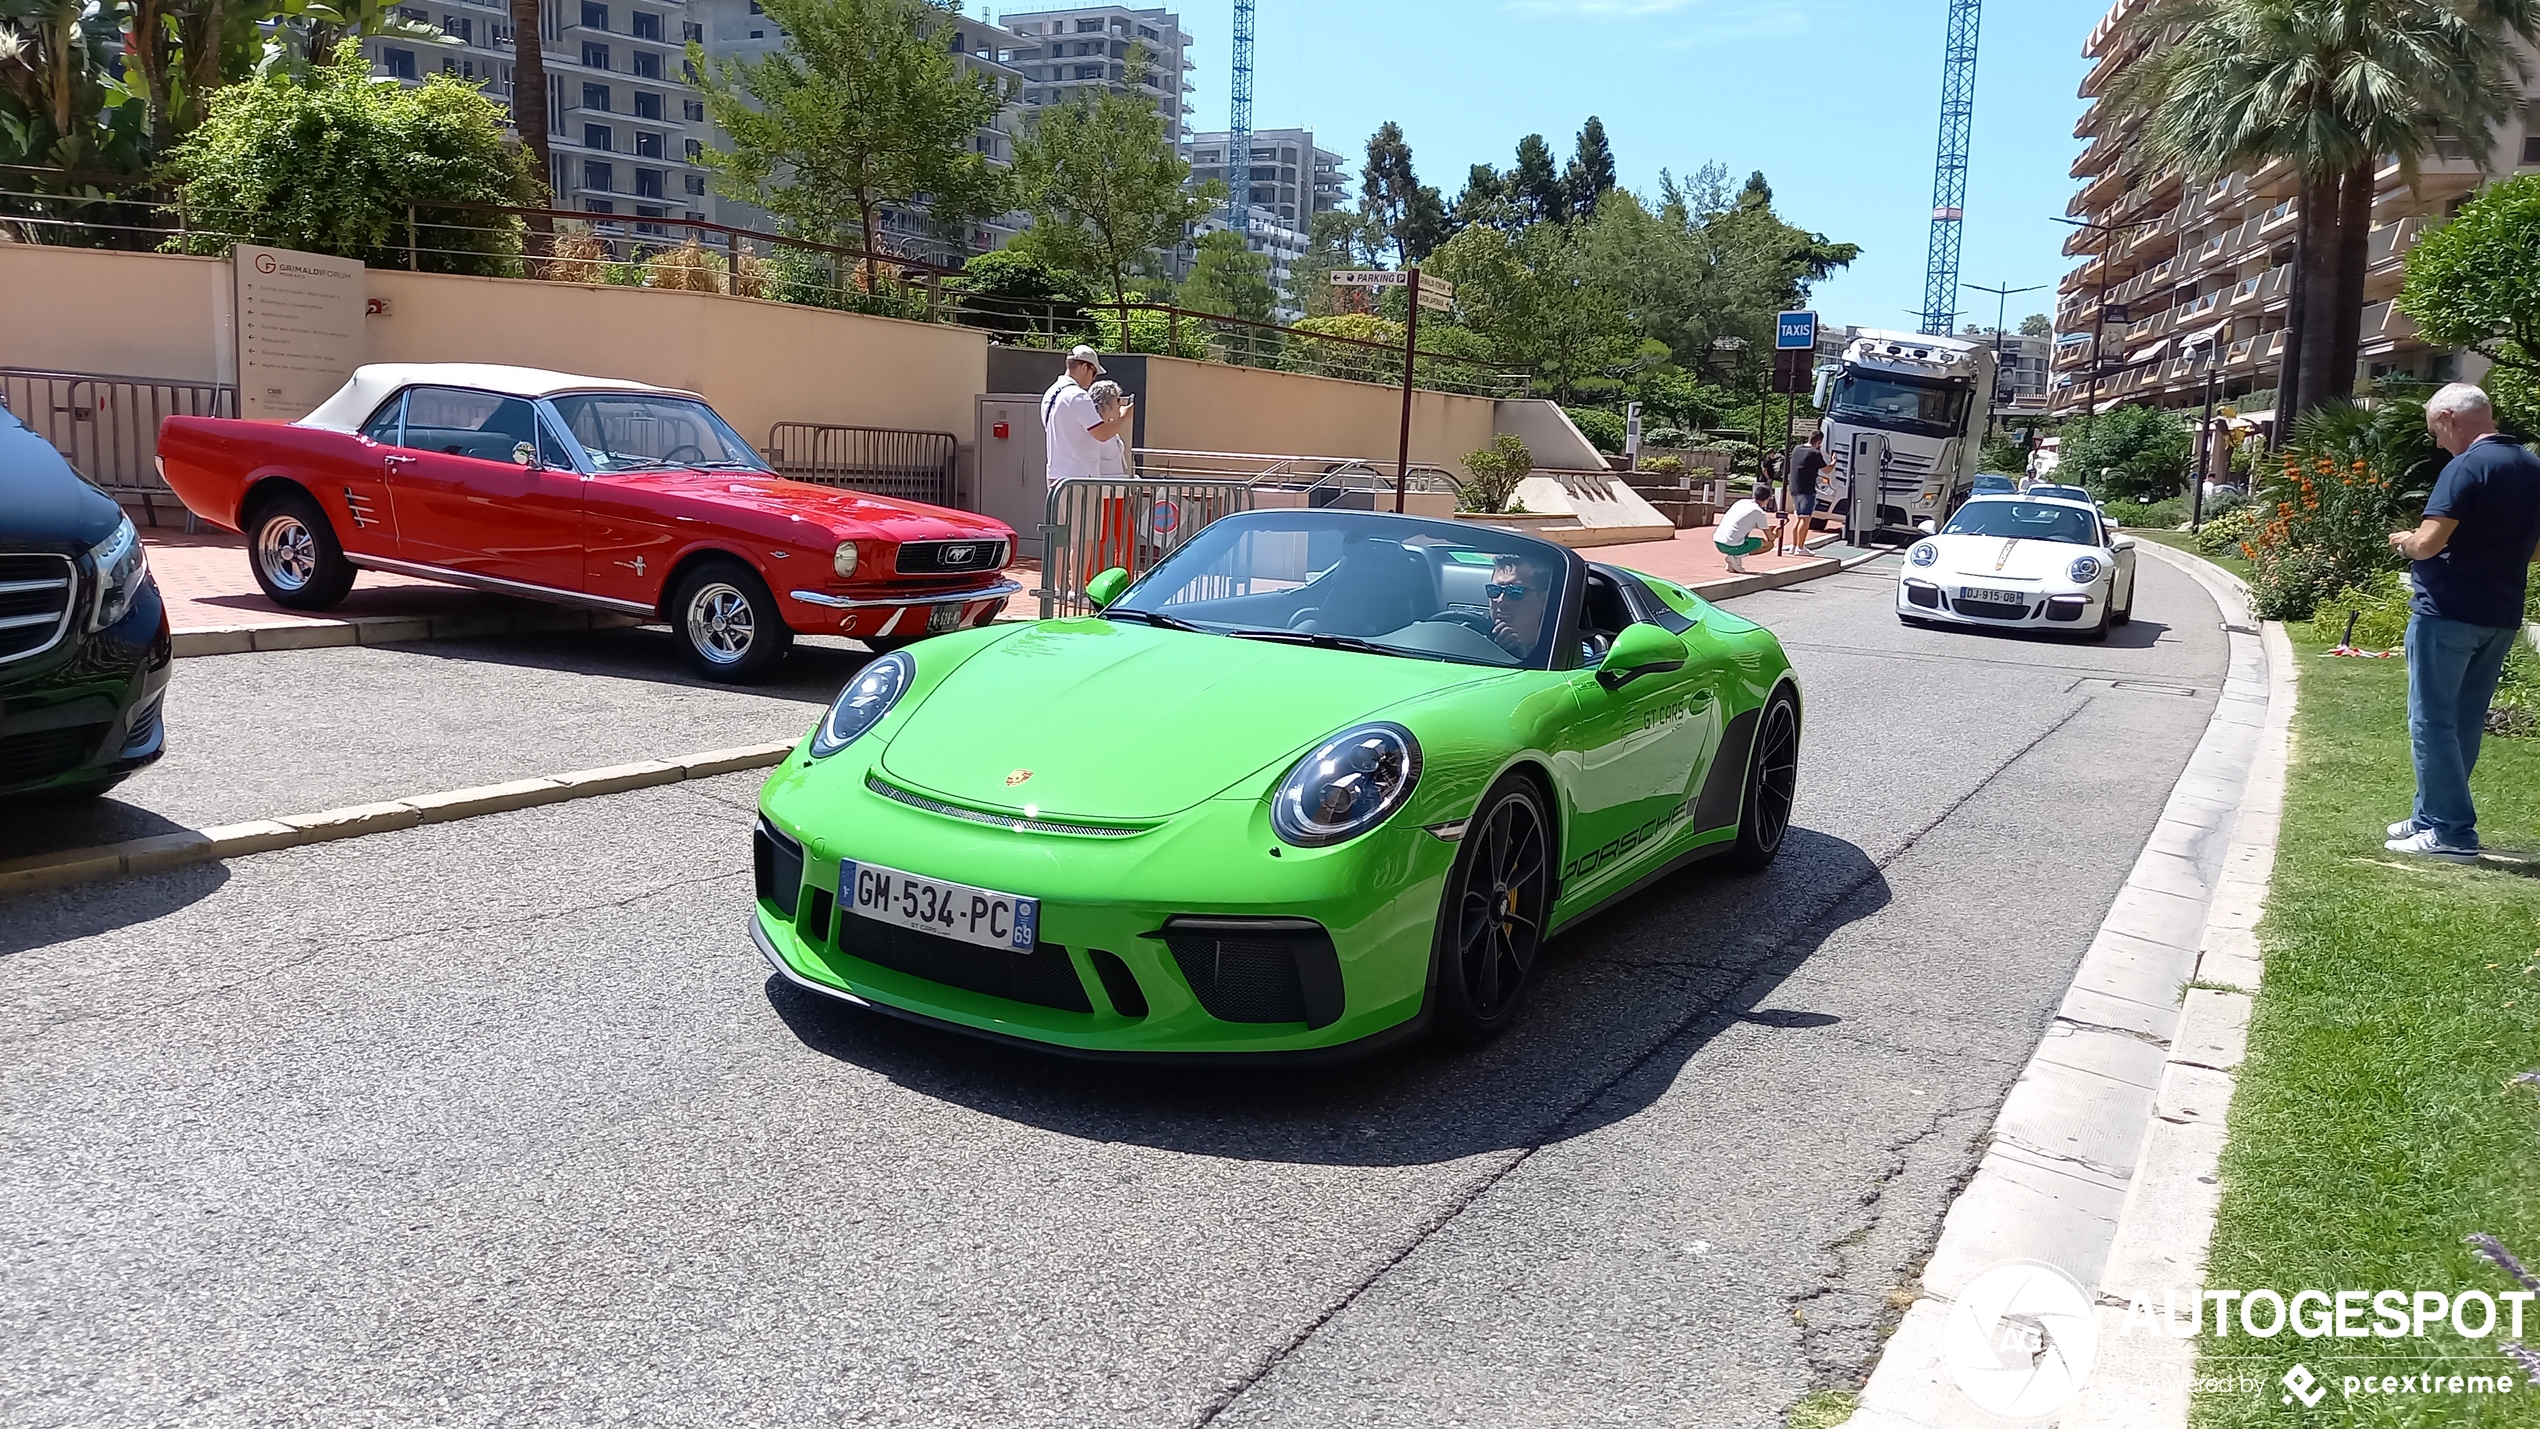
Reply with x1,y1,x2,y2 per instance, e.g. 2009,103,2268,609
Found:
1454,789,1549,1023
1750,697,1800,855
256,512,318,593
686,581,756,665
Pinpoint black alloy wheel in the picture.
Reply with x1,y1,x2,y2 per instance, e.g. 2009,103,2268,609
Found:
1726,688,1800,872
1433,777,1553,1045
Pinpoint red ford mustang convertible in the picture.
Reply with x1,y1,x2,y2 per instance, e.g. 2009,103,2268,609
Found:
157,364,1019,679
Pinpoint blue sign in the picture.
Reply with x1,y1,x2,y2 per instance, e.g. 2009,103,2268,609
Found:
1776,310,1819,350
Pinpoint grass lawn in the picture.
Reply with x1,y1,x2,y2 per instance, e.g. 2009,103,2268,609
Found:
2133,527,2257,585
2192,635,2540,1427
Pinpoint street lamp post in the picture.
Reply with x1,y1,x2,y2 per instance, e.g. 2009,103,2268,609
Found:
2049,214,2166,425
1964,278,2047,441
2190,330,2223,534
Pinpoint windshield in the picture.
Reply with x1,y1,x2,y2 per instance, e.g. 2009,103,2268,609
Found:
549,393,770,474
1106,510,1574,669
2027,484,2091,503
1829,372,1970,439
1942,500,2103,546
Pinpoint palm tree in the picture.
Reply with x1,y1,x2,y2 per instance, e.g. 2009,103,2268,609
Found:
2107,0,2536,419
511,0,553,245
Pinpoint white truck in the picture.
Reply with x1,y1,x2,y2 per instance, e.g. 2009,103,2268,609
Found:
1817,329,1996,542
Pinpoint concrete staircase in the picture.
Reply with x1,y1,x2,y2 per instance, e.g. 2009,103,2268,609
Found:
1619,469,1722,530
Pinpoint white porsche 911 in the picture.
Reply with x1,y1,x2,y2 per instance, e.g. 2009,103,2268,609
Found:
1896,494,2138,640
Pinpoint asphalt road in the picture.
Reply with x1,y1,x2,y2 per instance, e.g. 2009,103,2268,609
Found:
1,554,2230,1428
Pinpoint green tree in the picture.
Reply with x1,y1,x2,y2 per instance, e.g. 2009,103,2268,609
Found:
2020,313,2052,337
1286,208,1363,318
161,43,536,273
0,0,150,216
2060,406,2195,503
1425,218,1639,402
952,248,1089,343
2397,173,2540,386
1011,44,1221,302
2106,0,2539,419
1564,115,1616,218
1510,132,1567,225
1180,228,1274,320
690,0,1010,291
1449,162,1517,234
1358,120,1448,265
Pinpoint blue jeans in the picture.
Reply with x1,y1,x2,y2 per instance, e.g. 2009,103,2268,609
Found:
2406,613,2521,846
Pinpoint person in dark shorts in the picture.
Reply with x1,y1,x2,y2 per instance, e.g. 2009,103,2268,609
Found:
1783,430,1830,554
2384,383,2540,860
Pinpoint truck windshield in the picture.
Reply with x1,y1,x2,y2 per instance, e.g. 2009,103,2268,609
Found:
1829,373,1969,439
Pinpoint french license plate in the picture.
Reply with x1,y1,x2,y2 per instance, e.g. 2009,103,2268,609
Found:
925,602,964,634
842,860,1037,951
1963,587,2024,605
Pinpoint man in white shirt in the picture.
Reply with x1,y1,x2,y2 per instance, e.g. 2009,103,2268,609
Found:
1713,480,1779,573
1041,345,1135,488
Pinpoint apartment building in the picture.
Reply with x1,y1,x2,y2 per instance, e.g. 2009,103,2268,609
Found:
1000,6,1197,146
1182,127,1346,230
2049,0,2540,418
691,0,1028,259
369,0,719,242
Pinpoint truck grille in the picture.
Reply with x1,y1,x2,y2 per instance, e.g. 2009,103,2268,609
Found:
895,539,1008,576
0,554,76,665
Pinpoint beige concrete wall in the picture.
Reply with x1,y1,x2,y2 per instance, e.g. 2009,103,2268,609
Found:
1139,355,1501,475
364,270,986,443
0,246,232,383
0,246,987,441
1492,398,1608,472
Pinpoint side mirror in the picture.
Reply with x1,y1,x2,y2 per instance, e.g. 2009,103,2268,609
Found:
1596,622,1689,691
512,442,538,468
2112,535,2137,551
1917,519,1937,534
1084,566,1131,610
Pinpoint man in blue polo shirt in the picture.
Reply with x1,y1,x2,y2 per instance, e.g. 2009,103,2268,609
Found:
2384,384,2540,860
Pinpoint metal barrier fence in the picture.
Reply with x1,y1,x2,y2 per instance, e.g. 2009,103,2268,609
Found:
0,367,234,525
764,422,959,506
1035,458,1472,618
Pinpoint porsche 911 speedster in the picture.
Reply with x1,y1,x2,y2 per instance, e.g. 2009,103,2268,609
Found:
752,508,1803,1059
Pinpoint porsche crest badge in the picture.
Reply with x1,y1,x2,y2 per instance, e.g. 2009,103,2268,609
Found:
1006,769,1033,786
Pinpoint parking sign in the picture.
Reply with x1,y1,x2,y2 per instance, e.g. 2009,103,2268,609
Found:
1777,310,1818,350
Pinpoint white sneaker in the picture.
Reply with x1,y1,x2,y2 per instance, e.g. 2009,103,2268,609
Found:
2384,829,2479,862
2387,817,2420,839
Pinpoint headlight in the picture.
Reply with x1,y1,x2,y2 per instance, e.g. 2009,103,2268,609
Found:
2069,556,2103,583
1271,722,1421,848
833,542,860,579
1908,542,1939,567
810,651,911,758
88,515,149,631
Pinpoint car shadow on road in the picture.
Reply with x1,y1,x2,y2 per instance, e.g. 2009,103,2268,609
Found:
0,862,229,957
766,828,1890,1168
0,794,198,864
376,625,877,704
1912,617,2172,652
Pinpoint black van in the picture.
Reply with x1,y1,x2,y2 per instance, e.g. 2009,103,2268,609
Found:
0,408,170,799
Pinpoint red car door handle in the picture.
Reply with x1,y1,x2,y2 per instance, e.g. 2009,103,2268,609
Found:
384,454,416,465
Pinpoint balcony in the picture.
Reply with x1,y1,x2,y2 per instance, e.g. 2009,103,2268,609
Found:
2365,215,2425,271
2358,299,2420,353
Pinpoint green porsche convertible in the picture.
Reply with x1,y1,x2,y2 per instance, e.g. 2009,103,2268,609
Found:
751,507,1800,1059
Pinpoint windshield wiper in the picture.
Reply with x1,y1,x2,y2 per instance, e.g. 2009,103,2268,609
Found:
1103,608,1203,632
1225,629,1393,655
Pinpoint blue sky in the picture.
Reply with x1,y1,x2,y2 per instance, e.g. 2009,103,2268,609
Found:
990,0,2111,334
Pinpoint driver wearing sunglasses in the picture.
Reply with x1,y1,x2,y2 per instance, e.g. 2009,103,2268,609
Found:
1487,554,1553,660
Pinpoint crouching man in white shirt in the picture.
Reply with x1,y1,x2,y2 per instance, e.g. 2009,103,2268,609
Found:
1713,480,1779,574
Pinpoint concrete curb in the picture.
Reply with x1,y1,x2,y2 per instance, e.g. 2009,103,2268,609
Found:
1843,537,2287,1429
1692,543,1887,602
0,739,797,898
171,609,646,659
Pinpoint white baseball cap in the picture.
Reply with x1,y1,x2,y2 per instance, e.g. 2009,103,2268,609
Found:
1067,344,1106,373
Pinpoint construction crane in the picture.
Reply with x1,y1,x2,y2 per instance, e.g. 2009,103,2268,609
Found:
1919,0,1981,336
1227,0,1255,235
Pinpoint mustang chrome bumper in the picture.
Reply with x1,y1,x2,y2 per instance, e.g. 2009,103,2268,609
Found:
789,579,1023,610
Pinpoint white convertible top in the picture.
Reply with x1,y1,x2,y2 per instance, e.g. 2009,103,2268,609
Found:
295,363,702,433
